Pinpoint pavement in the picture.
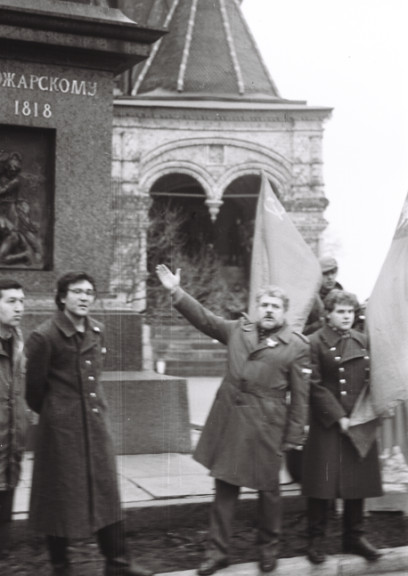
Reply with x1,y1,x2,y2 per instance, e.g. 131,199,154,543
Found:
13,376,297,521
12,376,408,575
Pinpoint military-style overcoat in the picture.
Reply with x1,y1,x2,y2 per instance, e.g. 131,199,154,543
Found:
174,289,311,491
0,328,27,490
25,312,121,538
302,324,382,499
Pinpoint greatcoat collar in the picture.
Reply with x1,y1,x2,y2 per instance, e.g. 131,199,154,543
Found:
54,310,101,353
240,316,291,354
319,323,368,363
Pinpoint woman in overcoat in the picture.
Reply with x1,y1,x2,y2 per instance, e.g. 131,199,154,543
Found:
302,289,382,565
156,264,311,575
25,271,152,576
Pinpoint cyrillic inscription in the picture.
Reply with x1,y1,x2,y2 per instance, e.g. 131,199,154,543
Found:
1,72,97,97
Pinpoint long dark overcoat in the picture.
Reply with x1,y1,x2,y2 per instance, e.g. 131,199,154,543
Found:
0,328,27,490
302,324,382,499
25,312,122,538
174,289,311,491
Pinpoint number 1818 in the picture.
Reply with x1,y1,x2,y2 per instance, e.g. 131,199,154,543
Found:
14,100,52,118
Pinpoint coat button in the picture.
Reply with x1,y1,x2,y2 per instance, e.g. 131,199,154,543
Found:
335,356,341,361
90,392,96,398
85,360,92,366
339,367,345,373
88,376,95,381
341,390,347,396
339,379,346,384
92,408,99,413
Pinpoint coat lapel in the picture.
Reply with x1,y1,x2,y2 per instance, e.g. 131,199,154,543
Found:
341,334,368,363
243,322,291,356
320,324,367,363
54,311,77,338
81,319,102,354
240,319,259,354
54,311,100,353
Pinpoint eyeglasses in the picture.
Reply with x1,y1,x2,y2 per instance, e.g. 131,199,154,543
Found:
67,289,96,297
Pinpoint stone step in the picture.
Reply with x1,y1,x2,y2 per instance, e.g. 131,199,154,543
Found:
164,361,225,377
154,339,224,351
164,350,226,360
150,322,204,337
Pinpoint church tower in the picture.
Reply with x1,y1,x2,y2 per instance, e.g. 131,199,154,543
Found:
110,0,331,323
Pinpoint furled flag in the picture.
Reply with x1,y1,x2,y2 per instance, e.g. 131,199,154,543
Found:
248,173,321,331
366,192,408,414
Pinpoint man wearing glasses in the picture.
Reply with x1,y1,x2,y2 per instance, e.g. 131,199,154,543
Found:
25,272,152,576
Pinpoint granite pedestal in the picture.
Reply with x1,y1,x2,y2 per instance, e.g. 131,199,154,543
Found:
102,371,192,455
0,0,163,289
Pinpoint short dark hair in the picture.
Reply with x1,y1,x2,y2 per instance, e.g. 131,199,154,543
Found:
255,285,290,311
55,271,96,310
324,289,358,313
0,278,23,299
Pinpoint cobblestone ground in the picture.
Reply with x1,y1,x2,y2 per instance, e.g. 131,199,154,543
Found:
2,510,407,575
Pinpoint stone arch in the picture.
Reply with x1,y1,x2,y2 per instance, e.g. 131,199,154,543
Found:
141,136,292,179
218,164,289,201
211,169,287,301
140,161,214,199
145,168,219,317
148,171,213,259
140,138,292,218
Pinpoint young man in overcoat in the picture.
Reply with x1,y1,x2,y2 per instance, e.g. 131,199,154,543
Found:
25,272,153,576
156,264,311,575
302,289,382,564
0,279,27,558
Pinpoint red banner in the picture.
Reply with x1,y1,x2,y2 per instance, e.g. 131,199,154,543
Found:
366,192,408,414
249,173,321,331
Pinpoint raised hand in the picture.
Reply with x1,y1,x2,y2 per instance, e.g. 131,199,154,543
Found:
156,264,181,293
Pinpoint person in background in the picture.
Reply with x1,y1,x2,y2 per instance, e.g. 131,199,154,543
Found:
303,256,343,336
0,279,27,559
302,290,382,565
156,264,311,575
25,271,153,576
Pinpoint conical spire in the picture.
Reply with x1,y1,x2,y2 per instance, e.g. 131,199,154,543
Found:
131,0,283,101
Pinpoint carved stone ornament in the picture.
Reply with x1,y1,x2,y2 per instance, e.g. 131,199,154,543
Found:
205,198,223,223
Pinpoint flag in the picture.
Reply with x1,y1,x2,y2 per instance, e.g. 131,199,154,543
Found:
366,192,408,414
347,383,379,458
249,173,321,331
347,192,408,458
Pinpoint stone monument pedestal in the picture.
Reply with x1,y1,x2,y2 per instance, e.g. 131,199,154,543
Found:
102,371,191,454
0,2,191,457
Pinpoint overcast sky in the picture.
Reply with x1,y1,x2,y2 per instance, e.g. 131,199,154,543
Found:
242,0,408,300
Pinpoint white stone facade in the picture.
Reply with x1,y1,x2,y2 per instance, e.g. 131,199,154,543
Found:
111,99,331,309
